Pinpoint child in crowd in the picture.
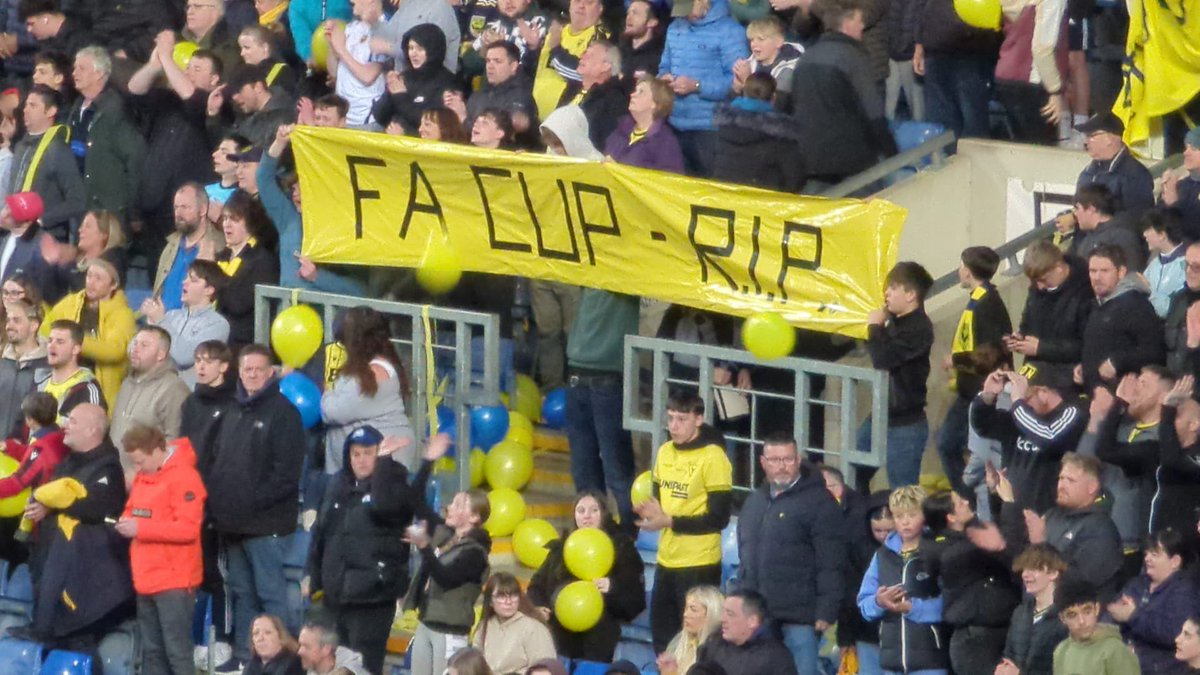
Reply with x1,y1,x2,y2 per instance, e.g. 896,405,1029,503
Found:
857,486,948,675
997,544,1069,675
1051,575,1141,674
851,500,895,675
403,489,492,675
860,262,935,488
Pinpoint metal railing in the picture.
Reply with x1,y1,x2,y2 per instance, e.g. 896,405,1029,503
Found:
254,286,502,490
820,130,957,199
928,152,1185,299
623,336,889,491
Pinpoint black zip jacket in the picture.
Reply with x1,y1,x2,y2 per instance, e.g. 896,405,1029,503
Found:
867,308,934,425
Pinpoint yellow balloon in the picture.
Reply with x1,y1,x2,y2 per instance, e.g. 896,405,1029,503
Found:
563,527,614,581
512,518,559,568
485,488,526,537
172,41,199,70
743,312,796,360
271,304,324,367
0,455,27,518
631,471,653,507
416,237,462,295
484,440,534,490
513,374,542,423
505,412,534,447
469,449,485,488
433,457,456,474
499,392,510,408
309,19,346,71
953,0,1001,29
555,580,604,632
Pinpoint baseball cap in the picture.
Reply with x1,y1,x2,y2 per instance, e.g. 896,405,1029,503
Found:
226,62,270,92
346,425,384,449
227,144,263,163
1075,112,1124,137
1186,126,1200,150
5,192,43,223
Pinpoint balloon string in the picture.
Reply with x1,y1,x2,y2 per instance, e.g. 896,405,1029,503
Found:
423,305,437,438
289,289,300,307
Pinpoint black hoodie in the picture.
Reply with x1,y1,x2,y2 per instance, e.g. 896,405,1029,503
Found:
205,377,306,537
183,375,237,473
371,23,464,131
1018,255,1095,378
713,99,806,192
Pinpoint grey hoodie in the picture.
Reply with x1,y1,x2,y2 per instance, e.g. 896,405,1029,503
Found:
156,304,231,381
308,646,368,675
540,105,603,160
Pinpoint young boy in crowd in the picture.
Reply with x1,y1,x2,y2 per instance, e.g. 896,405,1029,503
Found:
996,544,1068,675
117,425,207,675
857,486,948,675
1051,575,1140,674
860,262,935,489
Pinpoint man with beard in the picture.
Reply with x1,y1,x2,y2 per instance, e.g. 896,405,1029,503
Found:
620,0,663,82
37,320,104,422
148,183,226,312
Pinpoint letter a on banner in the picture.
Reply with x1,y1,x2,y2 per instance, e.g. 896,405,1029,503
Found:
293,127,907,339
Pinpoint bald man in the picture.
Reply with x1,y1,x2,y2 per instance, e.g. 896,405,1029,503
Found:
26,402,133,646
1158,379,1200,538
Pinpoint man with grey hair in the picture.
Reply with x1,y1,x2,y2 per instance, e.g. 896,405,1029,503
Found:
297,620,368,675
559,40,626,148
181,0,240,76
68,45,146,225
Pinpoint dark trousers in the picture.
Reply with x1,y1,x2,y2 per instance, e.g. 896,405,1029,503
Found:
565,374,636,530
936,397,971,493
995,81,1058,145
676,129,718,178
333,602,396,675
924,51,996,141
651,563,722,653
949,625,1007,675
138,589,197,675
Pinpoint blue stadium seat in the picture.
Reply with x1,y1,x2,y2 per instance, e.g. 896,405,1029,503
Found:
572,661,609,675
614,640,656,669
96,622,138,675
0,564,35,631
39,649,90,675
0,638,41,674
891,121,948,154
6,565,33,603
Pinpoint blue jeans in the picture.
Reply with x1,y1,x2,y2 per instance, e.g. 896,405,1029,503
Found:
781,623,821,675
857,641,882,675
676,129,718,178
923,52,994,141
566,375,636,529
858,417,929,488
223,534,293,663
935,397,971,493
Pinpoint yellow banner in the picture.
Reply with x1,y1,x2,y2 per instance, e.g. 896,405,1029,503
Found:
294,127,907,339
1115,0,1200,146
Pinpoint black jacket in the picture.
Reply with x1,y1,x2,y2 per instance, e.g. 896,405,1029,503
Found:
789,31,896,181
886,0,923,60
215,242,281,351
1002,596,1067,675
620,33,664,81
872,535,949,672
1154,404,1200,536
464,73,538,130
737,471,845,625
180,376,237,469
925,528,1019,628
836,489,886,647
866,308,934,425
1001,499,1123,601
371,23,462,131
33,440,133,638
558,77,627,151
1163,286,1200,377
712,100,805,192
203,377,305,538
1018,255,1094,376
308,455,431,607
972,396,1088,513
131,89,214,237
407,525,492,634
242,652,305,675
951,282,1012,399
1077,147,1155,221
1080,278,1165,392
7,130,86,236
696,629,800,675
526,517,645,662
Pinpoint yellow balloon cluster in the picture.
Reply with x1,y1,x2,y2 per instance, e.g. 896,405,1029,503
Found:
512,374,542,423
484,488,526,537
512,518,559,568
555,581,604,632
563,527,614,581
484,440,534,490
0,455,28,518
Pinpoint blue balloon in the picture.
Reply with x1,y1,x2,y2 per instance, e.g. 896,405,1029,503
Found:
470,405,509,451
279,372,322,429
542,387,567,429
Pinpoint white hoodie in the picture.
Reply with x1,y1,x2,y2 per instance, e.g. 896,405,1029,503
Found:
539,105,603,160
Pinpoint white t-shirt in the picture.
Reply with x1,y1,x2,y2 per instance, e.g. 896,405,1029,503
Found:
337,19,388,126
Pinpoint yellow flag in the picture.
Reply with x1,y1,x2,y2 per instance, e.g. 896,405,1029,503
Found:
1114,0,1200,145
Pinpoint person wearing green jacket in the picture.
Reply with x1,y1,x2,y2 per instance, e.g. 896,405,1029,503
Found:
1052,575,1142,675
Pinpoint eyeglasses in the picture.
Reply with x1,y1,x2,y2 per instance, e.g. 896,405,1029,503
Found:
491,592,519,602
1186,263,1200,272
186,3,217,9
762,456,797,466
1,288,23,297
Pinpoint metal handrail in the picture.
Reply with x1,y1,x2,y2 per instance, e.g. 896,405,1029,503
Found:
819,130,957,199
927,152,1186,299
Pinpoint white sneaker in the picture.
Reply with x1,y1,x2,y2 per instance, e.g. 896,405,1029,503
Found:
195,641,233,670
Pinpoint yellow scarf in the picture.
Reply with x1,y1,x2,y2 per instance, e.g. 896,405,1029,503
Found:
950,285,990,354
218,237,257,277
259,0,289,25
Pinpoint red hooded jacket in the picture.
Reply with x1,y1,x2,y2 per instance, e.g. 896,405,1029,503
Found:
0,429,70,499
122,437,207,595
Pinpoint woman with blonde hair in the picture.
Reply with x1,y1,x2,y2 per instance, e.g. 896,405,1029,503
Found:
655,585,724,675
243,614,304,675
41,209,128,299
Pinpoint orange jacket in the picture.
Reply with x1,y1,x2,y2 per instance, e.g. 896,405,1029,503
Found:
122,437,207,595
